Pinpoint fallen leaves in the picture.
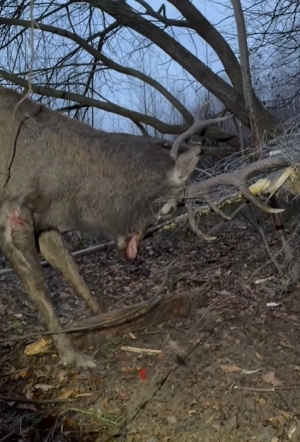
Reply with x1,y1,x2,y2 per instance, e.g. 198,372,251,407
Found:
262,371,282,387
219,363,242,373
167,415,177,424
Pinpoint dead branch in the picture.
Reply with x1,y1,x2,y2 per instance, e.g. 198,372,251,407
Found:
21,287,207,356
186,156,289,239
0,395,71,404
242,212,284,277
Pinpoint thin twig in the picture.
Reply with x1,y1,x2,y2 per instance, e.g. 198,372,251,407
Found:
0,394,72,404
0,432,23,442
232,385,300,392
256,222,283,276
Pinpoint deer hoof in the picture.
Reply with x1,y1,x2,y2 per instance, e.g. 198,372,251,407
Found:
60,349,97,368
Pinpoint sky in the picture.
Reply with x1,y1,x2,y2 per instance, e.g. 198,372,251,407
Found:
101,0,234,132
137,0,232,73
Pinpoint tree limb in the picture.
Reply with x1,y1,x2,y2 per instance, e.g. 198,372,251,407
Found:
87,0,281,138
0,17,193,123
0,70,242,147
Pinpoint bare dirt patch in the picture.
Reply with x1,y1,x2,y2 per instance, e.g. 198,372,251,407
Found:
1,216,300,442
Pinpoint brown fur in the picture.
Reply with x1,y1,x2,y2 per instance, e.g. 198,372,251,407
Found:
0,85,200,367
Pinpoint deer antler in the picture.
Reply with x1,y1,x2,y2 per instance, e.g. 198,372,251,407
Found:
186,156,290,240
170,101,233,160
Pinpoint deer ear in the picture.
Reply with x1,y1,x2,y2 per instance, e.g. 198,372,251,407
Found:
169,146,201,185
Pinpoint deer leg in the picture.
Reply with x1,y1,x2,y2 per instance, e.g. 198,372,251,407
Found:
0,202,96,368
38,230,103,314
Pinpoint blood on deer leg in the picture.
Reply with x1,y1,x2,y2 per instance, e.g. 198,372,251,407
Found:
0,202,96,368
38,230,103,314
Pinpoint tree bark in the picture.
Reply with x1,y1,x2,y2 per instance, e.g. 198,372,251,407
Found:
231,0,262,149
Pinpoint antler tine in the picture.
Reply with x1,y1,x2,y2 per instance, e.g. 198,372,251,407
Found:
187,206,217,241
237,184,284,214
170,113,233,161
202,194,232,220
186,156,289,215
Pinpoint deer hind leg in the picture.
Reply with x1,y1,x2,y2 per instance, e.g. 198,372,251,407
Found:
0,201,96,368
38,230,103,314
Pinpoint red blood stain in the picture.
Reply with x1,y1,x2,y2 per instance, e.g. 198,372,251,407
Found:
9,214,27,227
139,367,147,381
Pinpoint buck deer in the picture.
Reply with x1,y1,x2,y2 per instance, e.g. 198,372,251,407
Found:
0,85,288,367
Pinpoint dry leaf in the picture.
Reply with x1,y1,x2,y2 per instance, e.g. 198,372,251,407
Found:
35,384,55,392
219,364,242,373
25,390,34,400
279,409,292,419
19,370,29,379
167,415,177,424
262,371,281,386
57,370,67,383
262,371,275,384
115,387,130,401
58,390,74,399
25,337,53,356
269,414,285,426
120,366,135,373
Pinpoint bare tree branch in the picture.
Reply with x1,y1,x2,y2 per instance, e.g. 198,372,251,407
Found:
0,70,242,147
87,0,281,138
0,17,193,123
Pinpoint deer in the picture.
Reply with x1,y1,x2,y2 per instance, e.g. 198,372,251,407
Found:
0,85,238,368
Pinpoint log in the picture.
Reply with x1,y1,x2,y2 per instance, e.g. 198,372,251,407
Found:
24,287,208,357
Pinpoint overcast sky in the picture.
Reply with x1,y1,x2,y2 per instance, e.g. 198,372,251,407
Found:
100,0,234,132
134,0,232,73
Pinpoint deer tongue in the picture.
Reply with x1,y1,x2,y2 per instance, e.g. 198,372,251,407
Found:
125,234,139,260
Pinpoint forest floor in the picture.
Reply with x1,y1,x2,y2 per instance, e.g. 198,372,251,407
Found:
1,213,300,442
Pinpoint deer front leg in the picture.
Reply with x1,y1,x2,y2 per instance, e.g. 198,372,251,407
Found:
0,202,96,368
38,230,103,314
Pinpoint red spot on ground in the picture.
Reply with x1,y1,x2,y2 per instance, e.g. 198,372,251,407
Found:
139,367,147,381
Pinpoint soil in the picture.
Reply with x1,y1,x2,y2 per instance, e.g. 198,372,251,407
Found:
1,213,300,442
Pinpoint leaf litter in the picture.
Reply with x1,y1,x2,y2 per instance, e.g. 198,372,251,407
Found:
1,217,300,440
